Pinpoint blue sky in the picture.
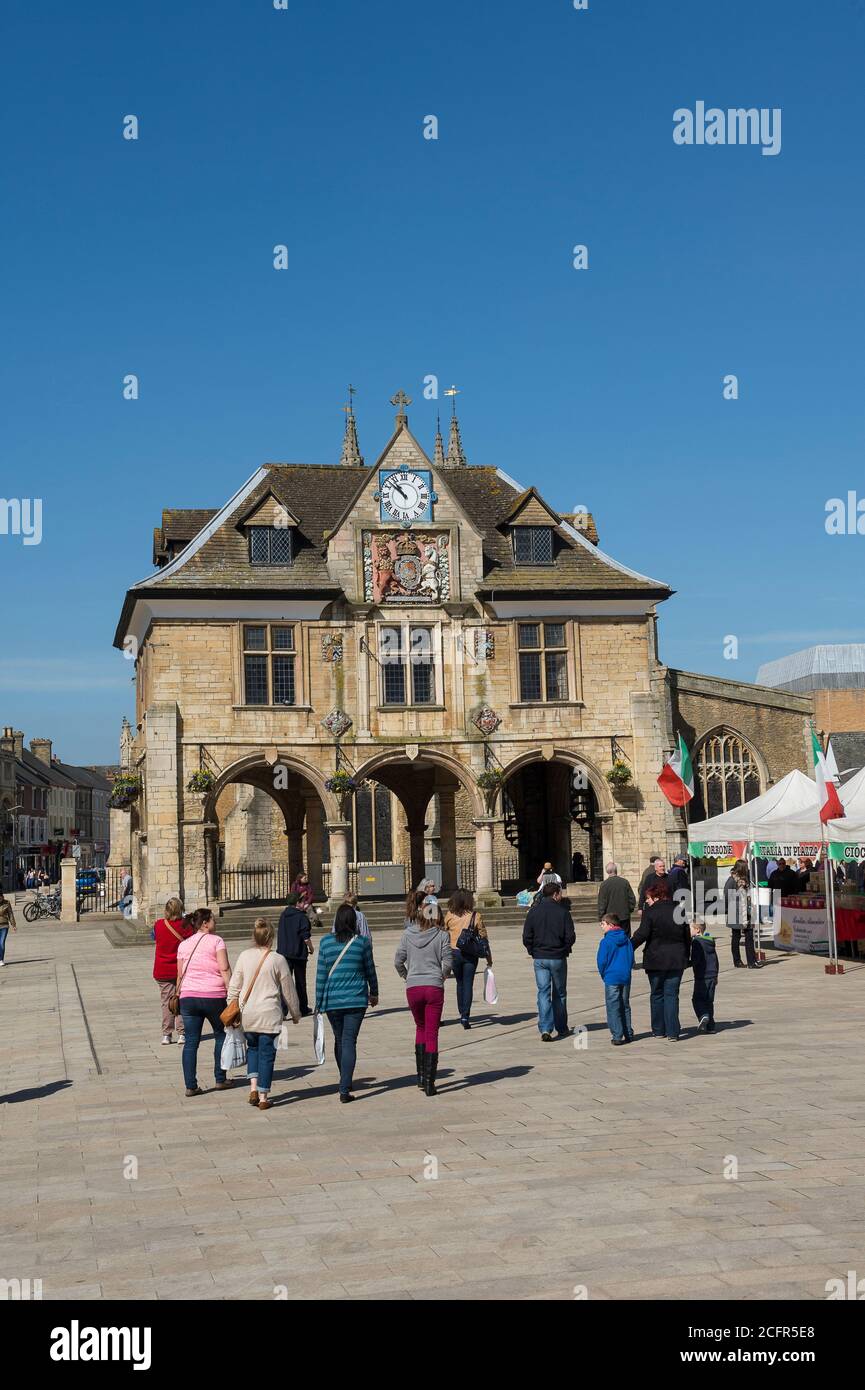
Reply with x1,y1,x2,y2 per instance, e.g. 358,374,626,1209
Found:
1,0,863,762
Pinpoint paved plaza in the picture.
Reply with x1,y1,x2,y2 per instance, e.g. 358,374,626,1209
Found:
2,920,864,1302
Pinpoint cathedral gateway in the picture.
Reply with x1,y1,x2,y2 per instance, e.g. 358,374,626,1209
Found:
114,392,813,923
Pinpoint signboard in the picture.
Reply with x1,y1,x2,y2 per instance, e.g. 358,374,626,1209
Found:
773,903,829,956
688,841,748,861
828,842,865,863
753,841,822,859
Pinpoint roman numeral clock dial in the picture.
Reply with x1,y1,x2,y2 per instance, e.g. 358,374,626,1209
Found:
379,469,433,523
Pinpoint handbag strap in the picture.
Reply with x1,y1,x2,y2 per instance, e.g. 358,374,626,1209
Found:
241,948,271,1007
175,931,207,992
165,921,183,944
319,935,358,1012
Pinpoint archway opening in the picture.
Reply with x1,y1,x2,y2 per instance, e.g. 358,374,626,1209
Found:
502,759,604,888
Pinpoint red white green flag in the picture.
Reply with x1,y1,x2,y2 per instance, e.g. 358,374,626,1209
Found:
813,730,844,823
658,734,694,807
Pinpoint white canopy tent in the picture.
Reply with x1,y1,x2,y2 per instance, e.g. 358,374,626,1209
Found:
687,770,819,849
754,765,865,844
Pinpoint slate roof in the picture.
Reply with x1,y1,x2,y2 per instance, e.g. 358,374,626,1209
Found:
147,466,367,592
828,733,865,782
445,468,669,597
125,455,670,629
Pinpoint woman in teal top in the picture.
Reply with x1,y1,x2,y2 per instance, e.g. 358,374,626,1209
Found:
315,904,379,1102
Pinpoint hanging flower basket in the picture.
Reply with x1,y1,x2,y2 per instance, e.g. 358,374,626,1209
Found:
476,768,503,811
187,769,216,796
605,760,632,788
325,772,362,797
109,774,141,811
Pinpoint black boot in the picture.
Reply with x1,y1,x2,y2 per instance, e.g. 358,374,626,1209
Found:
423,1050,439,1097
415,1043,425,1089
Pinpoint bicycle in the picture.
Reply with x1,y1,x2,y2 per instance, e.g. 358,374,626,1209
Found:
22,892,61,923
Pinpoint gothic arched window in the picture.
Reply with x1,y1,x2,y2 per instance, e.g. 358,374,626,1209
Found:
693,731,762,821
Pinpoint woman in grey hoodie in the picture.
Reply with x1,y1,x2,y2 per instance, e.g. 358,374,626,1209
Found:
394,891,453,1096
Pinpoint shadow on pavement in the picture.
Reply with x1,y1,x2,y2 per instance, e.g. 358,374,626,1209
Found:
1,1080,73,1105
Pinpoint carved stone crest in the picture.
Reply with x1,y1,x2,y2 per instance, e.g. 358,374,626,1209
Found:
321,633,343,664
321,709,352,739
363,530,450,604
472,706,502,736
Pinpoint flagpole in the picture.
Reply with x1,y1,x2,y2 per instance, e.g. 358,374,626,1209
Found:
683,793,695,925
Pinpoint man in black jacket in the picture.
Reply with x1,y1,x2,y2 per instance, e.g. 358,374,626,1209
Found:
638,857,668,909
597,862,636,938
523,883,576,1041
277,892,314,1016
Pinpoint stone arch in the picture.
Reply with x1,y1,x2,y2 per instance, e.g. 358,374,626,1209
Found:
205,750,339,823
498,746,614,815
353,746,485,819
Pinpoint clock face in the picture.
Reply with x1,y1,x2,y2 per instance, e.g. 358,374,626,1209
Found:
379,469,432,523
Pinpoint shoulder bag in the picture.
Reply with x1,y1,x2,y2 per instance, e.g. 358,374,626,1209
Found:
456,910,484,959
168,932,207,1016
313,935,359,1065
220,948,271,1028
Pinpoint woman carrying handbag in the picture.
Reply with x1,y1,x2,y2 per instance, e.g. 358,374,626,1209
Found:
445,889,493,1030
174,908,232,1097
314,904,379,1103
225,919,300,1110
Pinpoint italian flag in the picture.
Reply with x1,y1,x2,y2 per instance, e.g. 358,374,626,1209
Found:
658,734,694,807
813,730,844,823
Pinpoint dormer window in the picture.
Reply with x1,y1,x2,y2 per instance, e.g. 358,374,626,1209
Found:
249,526,294,566
512,526,554,565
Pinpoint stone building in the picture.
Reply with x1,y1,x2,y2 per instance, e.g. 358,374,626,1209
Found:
115,394,816,922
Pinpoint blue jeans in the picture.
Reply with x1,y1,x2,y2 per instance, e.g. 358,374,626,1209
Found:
245,1031,279,1092
533,958,568,1035
452,948,478,1020
0,926,8,962
604,981,632,1041
647,970,684,1039
327,1007,366,1096
179,996,227,1089
692,977,717,1028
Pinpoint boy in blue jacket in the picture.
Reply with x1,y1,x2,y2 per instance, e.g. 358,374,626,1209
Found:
596,914,635,1045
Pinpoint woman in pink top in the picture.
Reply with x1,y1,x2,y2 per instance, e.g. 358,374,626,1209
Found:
176,907,232,1098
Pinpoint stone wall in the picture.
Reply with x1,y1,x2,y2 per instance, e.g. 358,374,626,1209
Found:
668,668,814,785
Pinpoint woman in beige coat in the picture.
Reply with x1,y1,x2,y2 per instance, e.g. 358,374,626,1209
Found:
0,890,16,966
226,919,300,1110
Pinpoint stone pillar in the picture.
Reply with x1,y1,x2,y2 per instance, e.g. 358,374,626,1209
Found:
305,795,324,897
287,825,304,884
357,628,371,739
438,787,457,894
325,820,350,906
597,812,614,875
144,703,182,923
406,819,427,892
60,856,78,922
472,817,501,907
181,818,209,913
107,807,131,868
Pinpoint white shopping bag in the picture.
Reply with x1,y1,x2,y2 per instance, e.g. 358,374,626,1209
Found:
220,1027,247,1071
484,966,498,1006
276,1020,292,1052
313,1011,326,1065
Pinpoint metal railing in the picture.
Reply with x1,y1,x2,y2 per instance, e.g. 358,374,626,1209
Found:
457,854,521,891
76,867,127,914
219,861,410,902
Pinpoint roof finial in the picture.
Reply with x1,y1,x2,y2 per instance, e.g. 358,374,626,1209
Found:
433,410,445,469
443,384,467,467
339,384,364,466
390,388,412,427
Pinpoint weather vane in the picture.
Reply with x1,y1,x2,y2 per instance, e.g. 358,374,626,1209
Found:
444,384,461,415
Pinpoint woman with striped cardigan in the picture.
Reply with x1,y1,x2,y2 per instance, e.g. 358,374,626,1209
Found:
314,904,379,1103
